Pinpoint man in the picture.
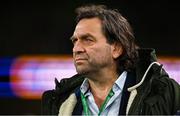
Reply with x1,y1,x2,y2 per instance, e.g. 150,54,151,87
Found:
42,5,180,115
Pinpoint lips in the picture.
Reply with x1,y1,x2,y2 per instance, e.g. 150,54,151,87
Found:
75,58,87,61
74,57,88,64
74,54,88,63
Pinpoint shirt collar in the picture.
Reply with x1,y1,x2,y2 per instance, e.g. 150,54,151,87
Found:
113,71,127,92
80,78,89,95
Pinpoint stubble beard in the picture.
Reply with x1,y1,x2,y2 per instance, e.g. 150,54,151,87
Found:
74,59,111,80
75,64,99,81
74,62,92,75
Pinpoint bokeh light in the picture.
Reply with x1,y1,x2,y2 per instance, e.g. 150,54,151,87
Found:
0,56,179,100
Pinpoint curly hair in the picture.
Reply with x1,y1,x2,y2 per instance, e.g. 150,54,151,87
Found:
75,4,139,72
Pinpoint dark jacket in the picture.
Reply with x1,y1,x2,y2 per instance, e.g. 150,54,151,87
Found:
42,48,180,115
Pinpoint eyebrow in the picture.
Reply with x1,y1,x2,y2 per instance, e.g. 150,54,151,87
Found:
70,33,94,41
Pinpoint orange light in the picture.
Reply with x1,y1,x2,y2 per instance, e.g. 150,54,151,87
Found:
10,55,76,99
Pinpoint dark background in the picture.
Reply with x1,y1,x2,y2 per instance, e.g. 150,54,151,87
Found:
0,0,179,114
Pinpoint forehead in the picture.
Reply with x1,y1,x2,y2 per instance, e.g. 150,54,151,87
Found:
73,18,103,36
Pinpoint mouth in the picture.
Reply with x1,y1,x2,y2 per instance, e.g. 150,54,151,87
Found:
75,58,87,61
75,58,87,63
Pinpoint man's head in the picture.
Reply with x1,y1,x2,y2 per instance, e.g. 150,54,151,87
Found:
71,4,138,75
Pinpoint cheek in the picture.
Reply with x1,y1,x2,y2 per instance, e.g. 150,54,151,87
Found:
89,46,112,60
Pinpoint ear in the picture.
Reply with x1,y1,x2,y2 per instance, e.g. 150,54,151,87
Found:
111,42,123,59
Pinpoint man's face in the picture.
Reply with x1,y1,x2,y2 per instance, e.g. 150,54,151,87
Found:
71,18,118,75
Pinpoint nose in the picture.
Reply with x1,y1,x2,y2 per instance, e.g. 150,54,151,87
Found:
73,40,85,54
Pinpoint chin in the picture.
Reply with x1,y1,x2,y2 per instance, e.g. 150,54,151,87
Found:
76,70,87,75
76,68,90,75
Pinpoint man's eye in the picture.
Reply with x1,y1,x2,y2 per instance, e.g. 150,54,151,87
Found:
85,36,94,42
85,38,92,42
83,37,94,44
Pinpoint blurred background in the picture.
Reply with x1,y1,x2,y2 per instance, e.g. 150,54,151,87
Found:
0,0,179,115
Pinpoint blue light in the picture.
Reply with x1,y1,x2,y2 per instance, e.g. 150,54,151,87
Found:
0,57,13,76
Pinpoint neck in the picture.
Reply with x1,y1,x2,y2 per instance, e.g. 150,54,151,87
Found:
87,69,119,108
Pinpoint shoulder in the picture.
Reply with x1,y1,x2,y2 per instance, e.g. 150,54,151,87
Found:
150,67,180,114
41,74,85,115
41,90,57,114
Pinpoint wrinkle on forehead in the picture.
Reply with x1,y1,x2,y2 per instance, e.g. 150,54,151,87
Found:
73,18,103,36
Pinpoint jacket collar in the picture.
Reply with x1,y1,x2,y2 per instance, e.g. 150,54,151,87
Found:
135,48,157,84
55,74,84,95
